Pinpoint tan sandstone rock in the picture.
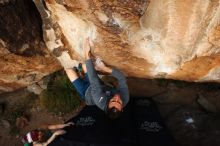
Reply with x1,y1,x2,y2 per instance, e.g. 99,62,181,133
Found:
34,0,220,82
0,0,61,93
0,0,220,93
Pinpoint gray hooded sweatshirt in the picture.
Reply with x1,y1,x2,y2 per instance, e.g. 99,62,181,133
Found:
85,59,129,111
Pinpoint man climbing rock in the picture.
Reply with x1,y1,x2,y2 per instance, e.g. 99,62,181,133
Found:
65,38,129,119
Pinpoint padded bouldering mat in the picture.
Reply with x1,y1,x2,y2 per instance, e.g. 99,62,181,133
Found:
49,98,177,146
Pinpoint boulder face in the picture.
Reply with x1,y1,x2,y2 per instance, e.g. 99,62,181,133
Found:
0,0,61,93
0,0,220,93
35,0,220,82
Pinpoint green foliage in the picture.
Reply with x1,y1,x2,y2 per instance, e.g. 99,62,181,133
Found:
8,109,24,135
7,107,24,135
4,93,37,136
39,71,81,114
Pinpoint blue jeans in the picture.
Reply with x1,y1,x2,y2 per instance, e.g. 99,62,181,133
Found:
72,73,90,100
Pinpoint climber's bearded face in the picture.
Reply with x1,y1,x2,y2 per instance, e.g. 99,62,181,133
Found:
108,94,123,111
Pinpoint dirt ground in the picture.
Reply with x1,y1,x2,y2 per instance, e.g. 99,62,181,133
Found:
0,78,220,146
0,88,83,146
127,78,220,146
